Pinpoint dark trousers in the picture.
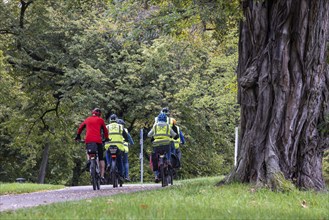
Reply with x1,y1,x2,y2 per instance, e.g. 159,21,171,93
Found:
123,152,129,178
106,149,124,177
152,144,171,172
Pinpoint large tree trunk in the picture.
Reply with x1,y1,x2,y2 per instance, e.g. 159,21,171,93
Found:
71,157,83,186
228,0,329,190
38,143,50,184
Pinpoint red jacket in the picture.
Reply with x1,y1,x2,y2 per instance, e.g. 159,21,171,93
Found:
77,116,109,144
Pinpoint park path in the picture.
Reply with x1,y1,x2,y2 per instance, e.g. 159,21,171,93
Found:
0,183,161,212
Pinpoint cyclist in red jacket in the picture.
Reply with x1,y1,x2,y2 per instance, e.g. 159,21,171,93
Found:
75,108,109,183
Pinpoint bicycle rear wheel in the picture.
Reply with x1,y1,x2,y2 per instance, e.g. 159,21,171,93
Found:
96,161,100,190
90,160,97,190
96,177,100,190
168,167,173,185
160,164,167,187
111,160,118,188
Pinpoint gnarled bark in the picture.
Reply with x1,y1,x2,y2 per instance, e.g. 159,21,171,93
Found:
228,0,329,190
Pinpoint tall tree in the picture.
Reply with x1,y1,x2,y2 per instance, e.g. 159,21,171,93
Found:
228,0,329,190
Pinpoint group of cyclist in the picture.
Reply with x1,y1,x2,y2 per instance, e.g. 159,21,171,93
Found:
75,107,185,184
148,107,185,182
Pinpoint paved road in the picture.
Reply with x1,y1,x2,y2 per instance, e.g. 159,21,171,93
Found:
0,184,161,212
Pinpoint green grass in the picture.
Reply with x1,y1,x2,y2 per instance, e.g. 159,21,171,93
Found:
1,177,328,219
0,183,65,195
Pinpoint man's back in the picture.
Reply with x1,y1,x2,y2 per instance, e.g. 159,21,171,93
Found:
78,115,107,143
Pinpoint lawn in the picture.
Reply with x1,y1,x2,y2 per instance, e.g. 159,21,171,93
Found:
0,183,65,195
1,177,328,219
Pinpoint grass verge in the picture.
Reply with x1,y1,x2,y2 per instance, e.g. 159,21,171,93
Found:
1,177,328,219
0,183,65,195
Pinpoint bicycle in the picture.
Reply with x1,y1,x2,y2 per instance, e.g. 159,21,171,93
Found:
106,145,124,188
78,140,101,190
153,146,174,187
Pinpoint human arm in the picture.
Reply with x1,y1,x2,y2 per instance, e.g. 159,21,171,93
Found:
179,130,185,144
122,128,129,142
147,127,155,137
170,129,178,139
77,121,86,135
101,119,109,141
172,124,178,133
75,120,86,140
127,132,134,145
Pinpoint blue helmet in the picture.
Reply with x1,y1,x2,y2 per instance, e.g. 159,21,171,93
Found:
117,119,125,125
109,114,117,122
161,107,169,116
158,113,167,122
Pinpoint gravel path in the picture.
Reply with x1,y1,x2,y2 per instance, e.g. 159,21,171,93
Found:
0,184,161,212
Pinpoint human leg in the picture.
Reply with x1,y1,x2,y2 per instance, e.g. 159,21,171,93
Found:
168,142,176,166
152,148,159,182
117,150,124,177
123,152,130,180
176,148,182,160
97,143,105,180
106,150,112,170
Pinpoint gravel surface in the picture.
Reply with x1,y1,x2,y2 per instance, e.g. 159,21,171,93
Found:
0,184,161,212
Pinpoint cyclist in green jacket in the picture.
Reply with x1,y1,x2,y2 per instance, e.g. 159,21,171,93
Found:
117,119,134,182
148,112,178,182
105,114,129,180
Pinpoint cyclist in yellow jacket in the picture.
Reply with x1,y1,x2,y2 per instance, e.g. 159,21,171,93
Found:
148,112,178,182
117,119,134,182
154,107,175,126
105,114,129,179
172,119,185,168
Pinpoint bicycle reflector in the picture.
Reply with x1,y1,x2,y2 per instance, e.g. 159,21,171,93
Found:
88,154,96,159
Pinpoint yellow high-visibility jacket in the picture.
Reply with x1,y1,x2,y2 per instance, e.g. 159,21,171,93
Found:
105,122,124,151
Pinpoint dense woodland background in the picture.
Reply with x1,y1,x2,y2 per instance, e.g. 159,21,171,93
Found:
0,0,328,186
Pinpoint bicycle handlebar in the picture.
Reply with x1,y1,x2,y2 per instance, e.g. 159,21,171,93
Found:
75,139,85,143
75,139,111,144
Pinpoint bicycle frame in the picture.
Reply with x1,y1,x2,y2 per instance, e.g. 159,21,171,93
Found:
76,139,101,190
156,149,173,187
84,142,101,190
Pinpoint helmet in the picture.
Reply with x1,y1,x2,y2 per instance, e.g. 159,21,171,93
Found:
92,108,101,116
161,107,170,116
158,113,167,122
109,114,118,122
117,119,125,125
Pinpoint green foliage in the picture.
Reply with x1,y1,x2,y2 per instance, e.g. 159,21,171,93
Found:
0,0,240,184
269,173,297,193
323,151,329,185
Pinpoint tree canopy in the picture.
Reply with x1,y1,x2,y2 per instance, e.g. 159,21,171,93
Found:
0,0,240,184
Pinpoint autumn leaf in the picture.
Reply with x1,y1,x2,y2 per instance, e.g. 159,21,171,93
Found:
301,200,308,208
140,204,148,209
107,199,113,204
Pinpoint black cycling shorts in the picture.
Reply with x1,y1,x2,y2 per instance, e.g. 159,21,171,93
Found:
86,143,104,161
153,144,171,155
